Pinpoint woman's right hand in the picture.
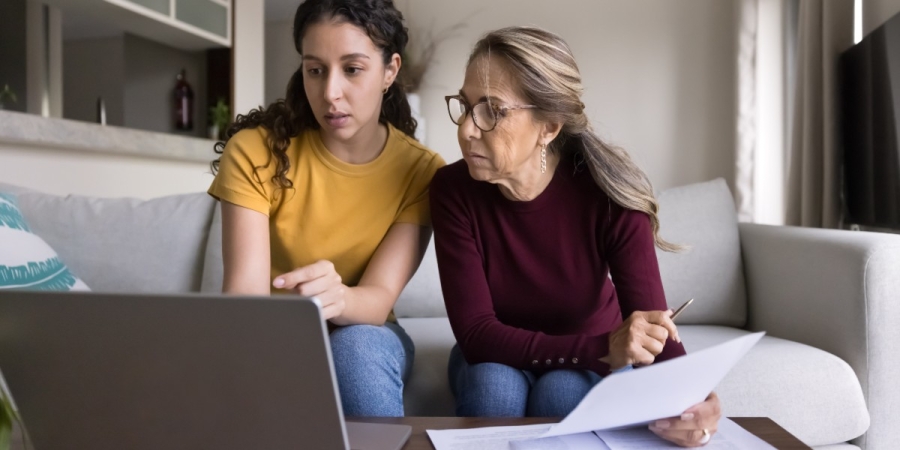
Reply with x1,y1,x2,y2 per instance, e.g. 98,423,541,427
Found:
273,260,348,320
601,310,681,370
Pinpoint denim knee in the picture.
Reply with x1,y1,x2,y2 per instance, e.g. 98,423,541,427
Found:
527,369,602,417
330,324,410,417
448,345,530,417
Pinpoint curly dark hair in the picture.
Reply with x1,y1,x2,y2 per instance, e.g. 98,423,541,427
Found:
211,0,416,191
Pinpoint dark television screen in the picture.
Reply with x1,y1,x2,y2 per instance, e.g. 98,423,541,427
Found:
840,12,900,229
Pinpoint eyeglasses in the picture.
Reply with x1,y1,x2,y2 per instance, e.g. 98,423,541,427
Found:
445,95,538,132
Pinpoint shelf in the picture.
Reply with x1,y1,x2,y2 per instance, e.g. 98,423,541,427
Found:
46,0,230,50
0,110,217,164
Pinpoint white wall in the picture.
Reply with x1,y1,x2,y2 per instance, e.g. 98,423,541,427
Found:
266,0,738,192
412,0,738,191
233,0,266,117
265,20,298,106
266,0,739,192
864,0,900,36
0,142,215,199
753,0,787,225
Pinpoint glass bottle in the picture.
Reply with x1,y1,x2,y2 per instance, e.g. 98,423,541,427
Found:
174,69,194,130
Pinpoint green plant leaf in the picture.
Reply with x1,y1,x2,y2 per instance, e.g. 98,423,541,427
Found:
0,393,15,450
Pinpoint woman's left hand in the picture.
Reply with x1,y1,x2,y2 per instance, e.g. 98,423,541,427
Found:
648,391,721,447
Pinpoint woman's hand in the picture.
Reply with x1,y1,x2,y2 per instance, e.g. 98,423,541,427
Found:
273,260,347,320
600,310,680,370
649,392,722,447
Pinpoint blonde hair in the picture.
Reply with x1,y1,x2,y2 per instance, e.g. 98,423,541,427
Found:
469,26,680,252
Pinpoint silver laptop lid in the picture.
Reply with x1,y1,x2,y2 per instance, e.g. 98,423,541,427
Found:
0,291,349,450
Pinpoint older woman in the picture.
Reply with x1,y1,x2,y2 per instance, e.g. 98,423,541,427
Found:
430,26,721,447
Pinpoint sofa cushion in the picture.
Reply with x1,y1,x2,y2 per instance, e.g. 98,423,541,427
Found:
13,190,216,293
681,325,869,447
656,178,747,327
0,193,89,291
395,241,447,318
200,202,224,293
397,317,456,416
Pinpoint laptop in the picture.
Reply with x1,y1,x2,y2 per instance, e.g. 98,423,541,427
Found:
0,290,411,450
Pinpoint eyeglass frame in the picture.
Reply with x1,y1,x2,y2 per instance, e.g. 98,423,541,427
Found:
444,95,539,132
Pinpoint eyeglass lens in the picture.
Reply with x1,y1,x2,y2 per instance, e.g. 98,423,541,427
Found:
447,97,497,131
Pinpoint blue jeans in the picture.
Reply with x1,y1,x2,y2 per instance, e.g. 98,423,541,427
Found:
330,321,414,417
448,344,630,417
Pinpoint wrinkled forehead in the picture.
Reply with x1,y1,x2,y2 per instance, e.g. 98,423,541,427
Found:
461,55,525,104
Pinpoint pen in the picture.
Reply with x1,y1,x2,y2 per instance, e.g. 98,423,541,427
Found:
670,298,694,321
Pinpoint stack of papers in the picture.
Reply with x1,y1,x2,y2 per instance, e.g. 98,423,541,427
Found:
427,332,776,449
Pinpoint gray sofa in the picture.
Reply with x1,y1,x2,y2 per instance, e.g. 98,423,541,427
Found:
2,178,898,449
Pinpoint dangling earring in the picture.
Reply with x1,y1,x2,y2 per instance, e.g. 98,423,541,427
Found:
540,143,547,174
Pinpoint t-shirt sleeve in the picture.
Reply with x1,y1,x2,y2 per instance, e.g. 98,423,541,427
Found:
207,129,278,216
395,152,446,226
604,201,687,363
431,167,614,376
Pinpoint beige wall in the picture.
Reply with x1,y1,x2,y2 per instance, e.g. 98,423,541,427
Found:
266,0,738,191
864,0,900,36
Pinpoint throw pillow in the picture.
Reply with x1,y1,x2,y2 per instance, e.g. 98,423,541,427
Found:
0,192,89,291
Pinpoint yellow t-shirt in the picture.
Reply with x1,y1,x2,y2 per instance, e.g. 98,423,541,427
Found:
208,124,445,321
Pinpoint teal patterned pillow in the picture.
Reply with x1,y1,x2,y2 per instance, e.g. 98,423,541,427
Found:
0,193,89,291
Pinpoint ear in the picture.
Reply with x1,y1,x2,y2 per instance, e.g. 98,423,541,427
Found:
541,120,563,146
384,53,402,90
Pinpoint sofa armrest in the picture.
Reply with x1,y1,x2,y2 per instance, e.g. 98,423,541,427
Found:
739,223,900,450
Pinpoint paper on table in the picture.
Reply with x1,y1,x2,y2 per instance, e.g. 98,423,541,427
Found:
432,418,775,450
594,417,776,449
541,331,764,438
427,424,609,450
510,431,611,449
426,424,552,450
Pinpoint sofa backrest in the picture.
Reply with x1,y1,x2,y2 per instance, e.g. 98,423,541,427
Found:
394,240,445,318
200,203,224,293
396,178,748,326
0,182,217,293
655,178,747,327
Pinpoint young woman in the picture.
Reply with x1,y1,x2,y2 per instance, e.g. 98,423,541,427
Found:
431,26,720,446
208,0,444,417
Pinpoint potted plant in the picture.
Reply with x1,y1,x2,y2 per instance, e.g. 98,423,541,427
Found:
0,85,17,110
208,98,230,141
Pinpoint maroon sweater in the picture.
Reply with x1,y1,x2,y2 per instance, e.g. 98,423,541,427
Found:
430,157,686,376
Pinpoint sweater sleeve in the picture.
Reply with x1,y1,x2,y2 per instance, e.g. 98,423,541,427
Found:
604,200,687,363
431,168,614,376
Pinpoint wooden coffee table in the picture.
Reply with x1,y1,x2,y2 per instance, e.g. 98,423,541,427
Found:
354,417,812,450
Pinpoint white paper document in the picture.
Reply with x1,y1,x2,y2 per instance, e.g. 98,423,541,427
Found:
427,332,767,450
593,418,775,449
426,424,552,450
432,419,773,450
427,424,607,450
541,331,764,437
